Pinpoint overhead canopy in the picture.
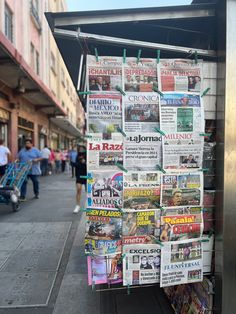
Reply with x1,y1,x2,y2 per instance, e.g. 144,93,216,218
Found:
50,117,82,137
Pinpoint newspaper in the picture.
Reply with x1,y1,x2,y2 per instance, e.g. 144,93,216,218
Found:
87,140,123,171
124,133,162,171
123,92,160,133
163,133,204,170
123,58,158,92
87,94,122,140
160,92,204,133
122,209,161,245
87,254,122,285
123,171,161,209
123,244,161,286
159,59,202,92
160,207,203,241
160,238,203,287
161,173,203,207
85,209,122,255
87,171,123,209
87,55,122,92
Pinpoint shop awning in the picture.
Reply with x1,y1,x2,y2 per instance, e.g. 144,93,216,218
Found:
0,31,66,116
50,117,82,137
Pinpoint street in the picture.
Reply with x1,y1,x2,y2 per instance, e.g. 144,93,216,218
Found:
0,174,173,314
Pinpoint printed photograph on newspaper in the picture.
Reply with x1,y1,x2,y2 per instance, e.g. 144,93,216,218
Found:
160,207,203,241
159,59,202,92
123,92,159,133
123,244,161,286
163,133,204,170
87,140,123,171
160,92,204,133
87,171,123,209
87,254,122,285
87,94,122,140
85,209,122,255
122,209,161,245
124,133,162,171
123,58,158,92
160,238,203,287
87,55,122,92
123,171,161,209
161,173,203,207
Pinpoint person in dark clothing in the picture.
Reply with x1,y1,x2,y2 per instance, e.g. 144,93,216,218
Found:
73,145,87,213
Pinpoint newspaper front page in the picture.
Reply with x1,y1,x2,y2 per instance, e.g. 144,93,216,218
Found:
87,94,122,140
160,238,203,287
87,171,123,209
87,140,123,171
123,92,159,133
123,58,158,92
123,244,161,286
124,133,162,171
160,173,203,207
159,59,202,92
87,55,122,92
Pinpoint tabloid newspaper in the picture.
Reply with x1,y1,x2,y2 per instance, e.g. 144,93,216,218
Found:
160,173,203,207
163,132,204,171
123,58,158,92
160,238,203,287
159,59,202,92
160,92,204,134
85,209,122,255
123,244,161,286
123,92,160,133
87,55,122,92
87,140,123,171
87,171,123,209
122,209,161,245
87,94,122,140
87,254,122,285
123,171,161,209
124,133,162,171
160,207,203,241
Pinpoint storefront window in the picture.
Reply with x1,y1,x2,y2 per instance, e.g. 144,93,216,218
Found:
0,122,8,144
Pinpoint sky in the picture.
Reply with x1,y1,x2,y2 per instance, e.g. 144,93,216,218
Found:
66,0,192,12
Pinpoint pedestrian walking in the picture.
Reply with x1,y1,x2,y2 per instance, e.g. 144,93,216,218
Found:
69,146,77,178
0,138,11,177
18,139,42,201
41,145,51,176
55,149,61,173
73,145,87,213
61,149,68,173
48,148,55,175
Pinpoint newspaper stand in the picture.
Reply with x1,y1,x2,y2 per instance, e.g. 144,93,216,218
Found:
0,162,31,212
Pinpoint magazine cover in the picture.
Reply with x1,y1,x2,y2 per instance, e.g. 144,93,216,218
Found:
160,238,203,287
123,244,161,286
159,59,202,92
87,94,122,140
123,92,159,133
87,140,123,171
85,209,122,255
123,58,158,92
160,207,203,241
161,173,203,207
122,209,161,245
87,55,122,92
87,171,123,209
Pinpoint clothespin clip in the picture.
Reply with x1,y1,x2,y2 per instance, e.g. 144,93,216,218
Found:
198,168,209,172
80,175,92,179
201,238,210,243
152,86,163,97
201,88,210,97
136,49,142,64
155,240,164,247
78,91,93,95
194,51,198,65
117,126,126,137
84,134,93,139
127,284,131,295
199,133,211,138
115,85,126,96
208,229,214,238
154,127,165,136
94,48,99,62
122,254,126,260
156,165,166,174
80,208,92,213
85,252,94,257
160,206,165,211
114,201,123,212
123,49,126,64
154,202,161,208
157,50,160,64
115,162,128,173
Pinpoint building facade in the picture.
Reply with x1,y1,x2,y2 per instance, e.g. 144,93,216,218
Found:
0,0,84,157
